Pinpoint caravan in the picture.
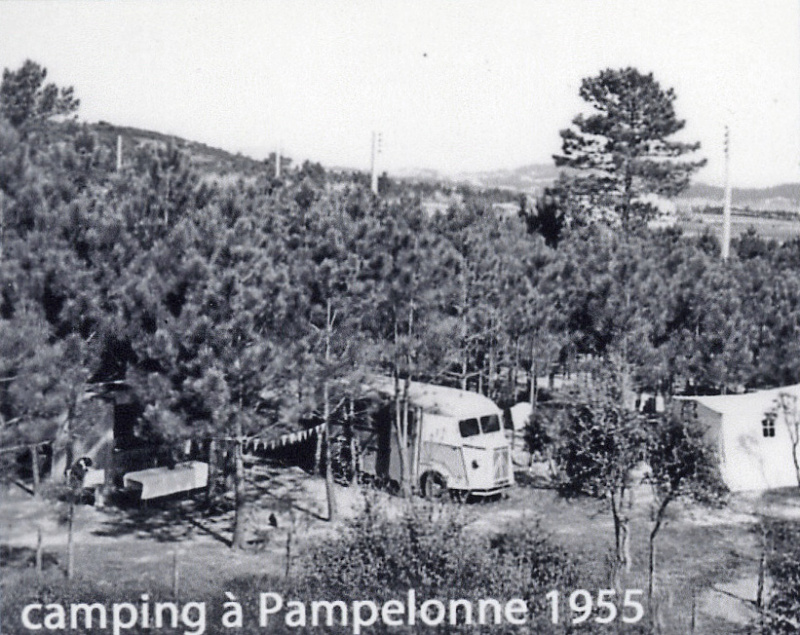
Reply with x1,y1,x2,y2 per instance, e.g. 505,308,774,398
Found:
353,378,514,498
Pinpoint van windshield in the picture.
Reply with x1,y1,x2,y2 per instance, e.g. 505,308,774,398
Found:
459,418,480,437
480,414,501,433
459,414,501,437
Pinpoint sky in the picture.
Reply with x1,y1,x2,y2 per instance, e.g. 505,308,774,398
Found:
1,0,799,187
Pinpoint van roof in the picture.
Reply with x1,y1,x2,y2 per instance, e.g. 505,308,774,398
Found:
367,376,501,419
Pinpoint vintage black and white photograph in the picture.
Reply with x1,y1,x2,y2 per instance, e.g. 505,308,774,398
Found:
1,1,800,633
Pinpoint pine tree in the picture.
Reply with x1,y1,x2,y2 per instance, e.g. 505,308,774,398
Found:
554,67,705,229
0,60,79,133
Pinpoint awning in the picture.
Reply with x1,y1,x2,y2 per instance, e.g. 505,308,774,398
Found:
123,461,209,500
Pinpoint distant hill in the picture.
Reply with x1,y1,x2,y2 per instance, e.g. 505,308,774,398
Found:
397,163,800,212
681,182,800,212
84,124,800,213
450,164,561,192
91,121,270,177
394,163,559,193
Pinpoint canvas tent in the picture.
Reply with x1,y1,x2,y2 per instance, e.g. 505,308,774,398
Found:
679,383,800,491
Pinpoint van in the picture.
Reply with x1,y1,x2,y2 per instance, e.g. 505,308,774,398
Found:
355,378,514,498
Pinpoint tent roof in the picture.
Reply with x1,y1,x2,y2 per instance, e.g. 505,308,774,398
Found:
679,383,800,416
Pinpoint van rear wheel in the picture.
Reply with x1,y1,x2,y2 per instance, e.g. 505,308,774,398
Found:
421,472,447,499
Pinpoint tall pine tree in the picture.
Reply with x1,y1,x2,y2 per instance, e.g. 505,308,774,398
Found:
554,67,705,229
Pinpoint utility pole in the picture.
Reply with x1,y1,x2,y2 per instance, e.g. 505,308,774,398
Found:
721,125,732,260
370,131,382,195
116,134,122,172
275,144,281,179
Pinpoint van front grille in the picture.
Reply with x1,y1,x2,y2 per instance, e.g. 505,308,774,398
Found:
493,447,510,483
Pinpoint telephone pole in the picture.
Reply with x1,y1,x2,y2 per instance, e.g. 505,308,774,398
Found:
116,135,122,172
721,125,732,260
370,131,382,195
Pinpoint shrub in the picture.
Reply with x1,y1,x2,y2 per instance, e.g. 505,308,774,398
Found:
279,497,620,634
761,518,800,633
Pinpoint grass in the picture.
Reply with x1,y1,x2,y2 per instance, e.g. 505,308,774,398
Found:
2,473,791,634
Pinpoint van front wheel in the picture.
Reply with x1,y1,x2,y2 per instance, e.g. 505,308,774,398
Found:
421,472,447,499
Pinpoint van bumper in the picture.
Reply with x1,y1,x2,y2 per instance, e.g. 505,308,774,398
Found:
456,480,514,497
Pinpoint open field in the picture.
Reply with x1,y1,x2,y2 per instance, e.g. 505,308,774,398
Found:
3,464,797,634
678,211,800,242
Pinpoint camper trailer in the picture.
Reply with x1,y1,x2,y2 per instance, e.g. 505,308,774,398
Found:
354,378,514,498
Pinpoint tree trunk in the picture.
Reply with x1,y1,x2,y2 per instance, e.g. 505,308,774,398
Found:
35,526,43,578
461,349,468,391
460,266,469,391
648,533,657,628
511,339,519,400
757,525,767,631
488,334,497,399
648,498,670,613
313,427,323,474
0,191,4,262
66,404,76,479
285,511,295,578
620,519,631,573
323,299,337,521
205,438,216,507
231,423,247,549
348,399,359,488
410,407,422,491
66,501,75,580
529,340,537,406
29,444,40,497
395,377,412,498
323,397,337,521
610,492,631,586
528,343,538,468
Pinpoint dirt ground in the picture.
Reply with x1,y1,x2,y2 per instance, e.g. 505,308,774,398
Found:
3,463,799,633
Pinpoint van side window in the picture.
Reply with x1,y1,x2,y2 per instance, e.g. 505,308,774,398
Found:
459,418,480,437
480,414,501,433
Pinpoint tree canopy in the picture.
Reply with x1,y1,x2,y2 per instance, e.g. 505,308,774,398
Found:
554,67,706,228
6,60,800,550
0,59,79,132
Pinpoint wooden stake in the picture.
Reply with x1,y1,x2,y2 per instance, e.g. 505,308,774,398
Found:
66,502,74,580
35,526,43,577
172,549,180,598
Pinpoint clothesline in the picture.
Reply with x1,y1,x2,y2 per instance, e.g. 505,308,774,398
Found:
0,439,54,455
0,423,328,457
240,422,325,452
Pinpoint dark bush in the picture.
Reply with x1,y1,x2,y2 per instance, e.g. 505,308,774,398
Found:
275,497,625,634
761,518,800,633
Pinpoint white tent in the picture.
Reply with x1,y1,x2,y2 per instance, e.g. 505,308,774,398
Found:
509,402,533,431
680,383,800,491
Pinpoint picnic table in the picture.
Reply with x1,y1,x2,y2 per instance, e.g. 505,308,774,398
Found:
123,461,209,500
